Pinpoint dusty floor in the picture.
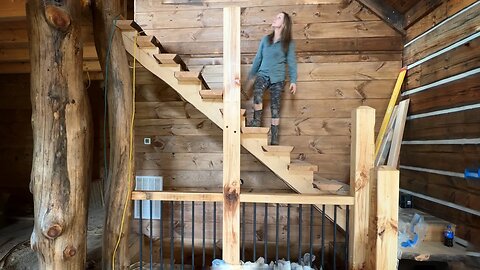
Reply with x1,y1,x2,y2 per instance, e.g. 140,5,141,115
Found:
0,207,104,269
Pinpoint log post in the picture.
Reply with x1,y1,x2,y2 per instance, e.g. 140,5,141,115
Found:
90,0,134,268
27,0,92,268
349,106,375,270
222,6,241,265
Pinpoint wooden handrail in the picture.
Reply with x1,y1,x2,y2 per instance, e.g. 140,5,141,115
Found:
131,191,354,205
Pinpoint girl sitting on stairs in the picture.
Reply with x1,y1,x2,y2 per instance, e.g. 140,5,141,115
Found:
247,11,298,145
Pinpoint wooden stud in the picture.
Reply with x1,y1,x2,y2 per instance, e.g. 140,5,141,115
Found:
375,106,398,166
349,106,375,270
241,126,270,134
368,166,399,270
387,99,410,168
222,6,241,265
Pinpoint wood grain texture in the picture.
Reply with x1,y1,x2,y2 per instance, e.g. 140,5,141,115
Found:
403,108,480,140
404,2,480,65
406,37,480,90
27,0,92,268
403,73,480,115
406,0,477,42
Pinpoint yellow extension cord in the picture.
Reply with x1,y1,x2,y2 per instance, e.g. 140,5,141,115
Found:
112,33,137,269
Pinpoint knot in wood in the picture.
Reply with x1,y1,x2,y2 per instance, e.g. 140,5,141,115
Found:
45,5,71,32
63,245,77,258
224,192,239,202
45,224,63,239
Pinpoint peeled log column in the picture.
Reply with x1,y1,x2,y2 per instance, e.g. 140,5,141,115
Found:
91,0,134,268
27,0,92,269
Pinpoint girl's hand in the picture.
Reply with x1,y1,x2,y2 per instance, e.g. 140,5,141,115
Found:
289,83,297,94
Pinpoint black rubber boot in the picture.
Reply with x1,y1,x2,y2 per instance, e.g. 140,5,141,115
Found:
270,125,279,145
248,110,262,127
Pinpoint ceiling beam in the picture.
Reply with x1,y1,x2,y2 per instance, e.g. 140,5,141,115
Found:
356,0,405,35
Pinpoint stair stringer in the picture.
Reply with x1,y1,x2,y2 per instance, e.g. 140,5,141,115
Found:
122,31,224,127
122,30,347,230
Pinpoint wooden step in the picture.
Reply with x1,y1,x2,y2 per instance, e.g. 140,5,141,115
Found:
288,161,318,172
115,20,143,33
241,126,270,134
313,176,348,192
220,108,246,116
199,90,223,99
175,71,200,83
135,35,167,53
153,54,188,70
262,145,294,154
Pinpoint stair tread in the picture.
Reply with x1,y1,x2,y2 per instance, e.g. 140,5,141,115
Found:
288,161,318,172
220,108,246,116
175,71,200,82
262,145,294,153
312,177,347,192
115,20,143,33
241,126,270,134
200,90,223,99
136,35,167,53
153,53,188,70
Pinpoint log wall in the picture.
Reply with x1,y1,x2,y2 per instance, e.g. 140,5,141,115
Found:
134,0,402,194
401,0,480,247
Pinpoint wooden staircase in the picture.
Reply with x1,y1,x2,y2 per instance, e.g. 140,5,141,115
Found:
117,20,347,229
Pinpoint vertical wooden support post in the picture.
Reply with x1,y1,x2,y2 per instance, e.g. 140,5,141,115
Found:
27,0,92,268
368,166,399,270
349,106,375,270
91,0,134,268
222,6,241,265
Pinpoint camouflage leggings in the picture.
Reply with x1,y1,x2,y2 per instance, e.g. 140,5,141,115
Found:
253,75,284,119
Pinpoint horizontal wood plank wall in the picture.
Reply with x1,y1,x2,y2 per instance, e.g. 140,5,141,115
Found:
134,0,402,194
401,0,480,246
0,75,106,210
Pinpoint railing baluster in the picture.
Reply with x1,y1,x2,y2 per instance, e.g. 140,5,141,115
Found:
202,202,206,270
321,205,325,269
333,205,337,270
345,205,350,270
192,201,195,270
264,203,268,263
170,201,174,270
253,202,256,261
275,203,279,262
298,204,302,263
181,201,184,270
213,202,217,260
309,204,313,267
150,200,153,270
139,200,143,270
241,202,245,262
160,201,163,270
287,204,290,261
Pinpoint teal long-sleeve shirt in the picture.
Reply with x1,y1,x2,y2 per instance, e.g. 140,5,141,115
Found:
248,35,298,84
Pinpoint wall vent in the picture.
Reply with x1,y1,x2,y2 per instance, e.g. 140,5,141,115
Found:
133,176,163,220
